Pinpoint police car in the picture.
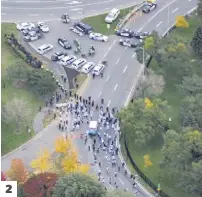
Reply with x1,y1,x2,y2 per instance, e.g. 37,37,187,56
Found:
115,28,135,38
134,32,150,39
119,39,142,48
23,31,43,42
58,38,72,49
142,1,157,13
37,21,49,33
69,27,83,36
16,22,35,31
89,32,108,42
51,52,67,61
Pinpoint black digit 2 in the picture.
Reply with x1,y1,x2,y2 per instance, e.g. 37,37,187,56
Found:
6,185,12,193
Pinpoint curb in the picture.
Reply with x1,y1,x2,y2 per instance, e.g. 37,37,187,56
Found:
77,75,91,96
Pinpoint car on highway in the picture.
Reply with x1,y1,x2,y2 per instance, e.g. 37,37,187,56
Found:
142,1,157,13
81,62,95,73
37,44,53,55
119,39,143,48
92,63,105,76
74,22,93,34
134,32,150,39
60,55,77,66
115,28,135,38
72,58,87,70
69,27,84,36
37,21,49,33
89,32,108,42
51,52,67,61
23,31,43,42
16,22,35,31
58,38,72,49
105,8,120,23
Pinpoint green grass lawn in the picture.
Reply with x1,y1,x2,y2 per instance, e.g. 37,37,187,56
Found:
122,15,201,197
82,7,135,35
1,23,44,155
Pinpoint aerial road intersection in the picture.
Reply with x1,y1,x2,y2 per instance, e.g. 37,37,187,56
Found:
1,0,198,196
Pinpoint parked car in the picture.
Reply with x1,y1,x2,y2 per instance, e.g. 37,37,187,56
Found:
37,21,50,32
89,32,108,42
51,52,67,61
37,44,53,54
58,38,72,49
105,8,120,23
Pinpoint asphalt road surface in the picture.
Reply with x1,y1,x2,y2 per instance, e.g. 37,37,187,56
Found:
1,0,144,22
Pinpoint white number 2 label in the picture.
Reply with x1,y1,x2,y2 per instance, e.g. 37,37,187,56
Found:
0,181,17,197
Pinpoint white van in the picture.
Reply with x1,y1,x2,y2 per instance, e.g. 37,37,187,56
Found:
60,55,76,66
105,8,120,23
37,44,53,55
92,64,105,75
82,62,95,73
72,58,87,70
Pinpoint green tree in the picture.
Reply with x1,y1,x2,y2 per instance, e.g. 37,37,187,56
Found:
27,70,57,97
118,98,169,147
180,93,202,130
191,24,202,58
161,129,202,196
107,190,136,197
52,173,106,197
197,0,202,21
2,97,31,133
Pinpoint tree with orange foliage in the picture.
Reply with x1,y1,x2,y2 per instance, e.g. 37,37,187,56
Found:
23,172,58,197
6,158,28,183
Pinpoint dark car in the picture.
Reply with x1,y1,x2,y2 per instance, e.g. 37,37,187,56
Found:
74,22,93,34
61,13,70,23
142,2,157,13
119,39,143,48
58,38,72,49
51,52,67,61
115,28,135,38
134,32,150,39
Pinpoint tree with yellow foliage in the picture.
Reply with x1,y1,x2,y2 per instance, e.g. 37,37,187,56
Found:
6,158,28,183
144,155,153,168
144,98,154,108
30,149,52,173
175,16,189,28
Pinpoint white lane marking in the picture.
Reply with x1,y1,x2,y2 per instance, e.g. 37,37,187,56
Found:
118,177,124,185
28,14,39,16
113,84,118,91
125,47,127,50
92,9,97,12
172,7,179,13
123,65,128,73
132,53,136,58
115,58,120,65
189,0,191,1
49,14,54,16
107,100,111,107
102,39,117,61
138,28,143,32
106,76,110,81
98,92,102,98
109,184,114,189
2,13,6,15
148,0,176,22
70,8,83,11
65,1,82,4
156,21,162,27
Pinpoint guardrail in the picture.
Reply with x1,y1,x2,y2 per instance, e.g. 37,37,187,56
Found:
121,6,198,197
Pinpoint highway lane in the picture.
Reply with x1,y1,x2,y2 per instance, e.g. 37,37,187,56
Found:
1,0,144,22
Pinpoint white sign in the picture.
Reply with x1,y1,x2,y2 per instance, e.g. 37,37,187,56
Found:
107,24,110,29
0,181,17,197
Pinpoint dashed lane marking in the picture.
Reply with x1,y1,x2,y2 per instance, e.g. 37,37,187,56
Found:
156,21,162,27
107,100,111,107
172,7,179,13
98,92,102,98
106,76,110,81
115,58,120,65
118,177,124,185
70,8,83,11
113,84,118,91
123,65,128,73
28,14,39,16
132,53,136,58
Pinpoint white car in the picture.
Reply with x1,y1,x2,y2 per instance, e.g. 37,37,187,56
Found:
69,27,83,36
72,58,87,70
37,44,53,55
89,33,108,42
37,21,49,33
105,8,120,23
92,63,105,76
16,22,35,31
82,62,95,73
60,55,77,66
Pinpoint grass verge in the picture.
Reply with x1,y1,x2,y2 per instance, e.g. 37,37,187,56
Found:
121,15,201,197
1,23,43,155
82,6,135,35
